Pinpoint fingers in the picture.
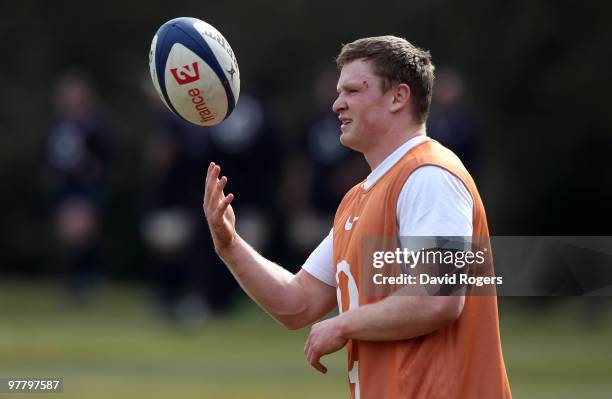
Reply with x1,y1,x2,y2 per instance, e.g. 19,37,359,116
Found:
217,193,234,216
204,163,231,216
308,350,328,373
311,358,328,374
211,175,227,206
205,162,215,189
204,162,219,208
304,330,328,374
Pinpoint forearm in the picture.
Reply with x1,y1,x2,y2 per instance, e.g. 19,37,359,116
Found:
335,294,464,341
216,234,309,327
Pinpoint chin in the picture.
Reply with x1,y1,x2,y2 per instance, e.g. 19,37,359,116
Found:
339,132,351,147
339,132,361,152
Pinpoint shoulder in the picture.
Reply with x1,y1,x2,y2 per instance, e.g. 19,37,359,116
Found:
397,165,473,236
301,229,335,287
405,166,472,202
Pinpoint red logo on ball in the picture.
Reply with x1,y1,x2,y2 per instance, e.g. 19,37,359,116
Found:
170,62,200,85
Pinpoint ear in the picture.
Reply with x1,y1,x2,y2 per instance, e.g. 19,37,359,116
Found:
389,83,411,113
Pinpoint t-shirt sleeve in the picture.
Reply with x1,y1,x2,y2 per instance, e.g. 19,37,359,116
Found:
301,228,336,287
397,165,473,240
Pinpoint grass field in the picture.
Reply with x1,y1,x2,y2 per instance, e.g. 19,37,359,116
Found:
1,279,611,398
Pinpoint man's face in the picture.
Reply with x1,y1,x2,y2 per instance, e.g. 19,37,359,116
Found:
332,59,391,151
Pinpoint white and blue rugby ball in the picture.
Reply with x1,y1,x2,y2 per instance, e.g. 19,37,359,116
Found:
149,17,240,126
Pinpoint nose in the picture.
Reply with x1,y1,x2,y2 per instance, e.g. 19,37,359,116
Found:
332,93,346,114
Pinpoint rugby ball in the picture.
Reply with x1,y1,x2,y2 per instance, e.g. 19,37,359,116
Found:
149,17,240,126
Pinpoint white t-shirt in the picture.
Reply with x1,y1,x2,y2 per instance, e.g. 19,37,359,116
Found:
302,135,474,286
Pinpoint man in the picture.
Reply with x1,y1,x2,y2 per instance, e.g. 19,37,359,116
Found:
203,36,511,398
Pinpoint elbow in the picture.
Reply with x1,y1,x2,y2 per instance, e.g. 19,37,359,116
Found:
283,318,306,330
274,301,312,330
277,314,309,330
432,296,465,326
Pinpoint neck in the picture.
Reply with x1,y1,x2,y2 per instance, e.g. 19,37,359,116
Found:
363,123,427,170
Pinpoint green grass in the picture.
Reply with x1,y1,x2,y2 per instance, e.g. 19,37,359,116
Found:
0,280,347,399
500,299,612,398
0,280,611,398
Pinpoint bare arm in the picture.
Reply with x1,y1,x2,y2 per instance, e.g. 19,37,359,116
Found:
336,294,464,340
203,163,336,329
335,256,466,341
217,234,337,329
305,289,464,373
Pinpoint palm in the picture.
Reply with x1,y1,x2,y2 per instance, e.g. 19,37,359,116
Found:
204,163,237,250
220,202,236,239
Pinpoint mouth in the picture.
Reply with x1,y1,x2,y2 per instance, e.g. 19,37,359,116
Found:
339,117,352,129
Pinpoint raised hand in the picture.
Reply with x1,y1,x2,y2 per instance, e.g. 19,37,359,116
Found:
203,162,236,252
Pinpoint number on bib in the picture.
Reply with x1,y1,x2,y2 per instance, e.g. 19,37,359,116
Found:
336,260,360,398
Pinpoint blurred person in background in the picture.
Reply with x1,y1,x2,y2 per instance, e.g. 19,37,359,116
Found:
40,68,115,301
141,78,281,324
141,77,214,326
427,68,483,176
280,67,368,261
206,91,282,256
